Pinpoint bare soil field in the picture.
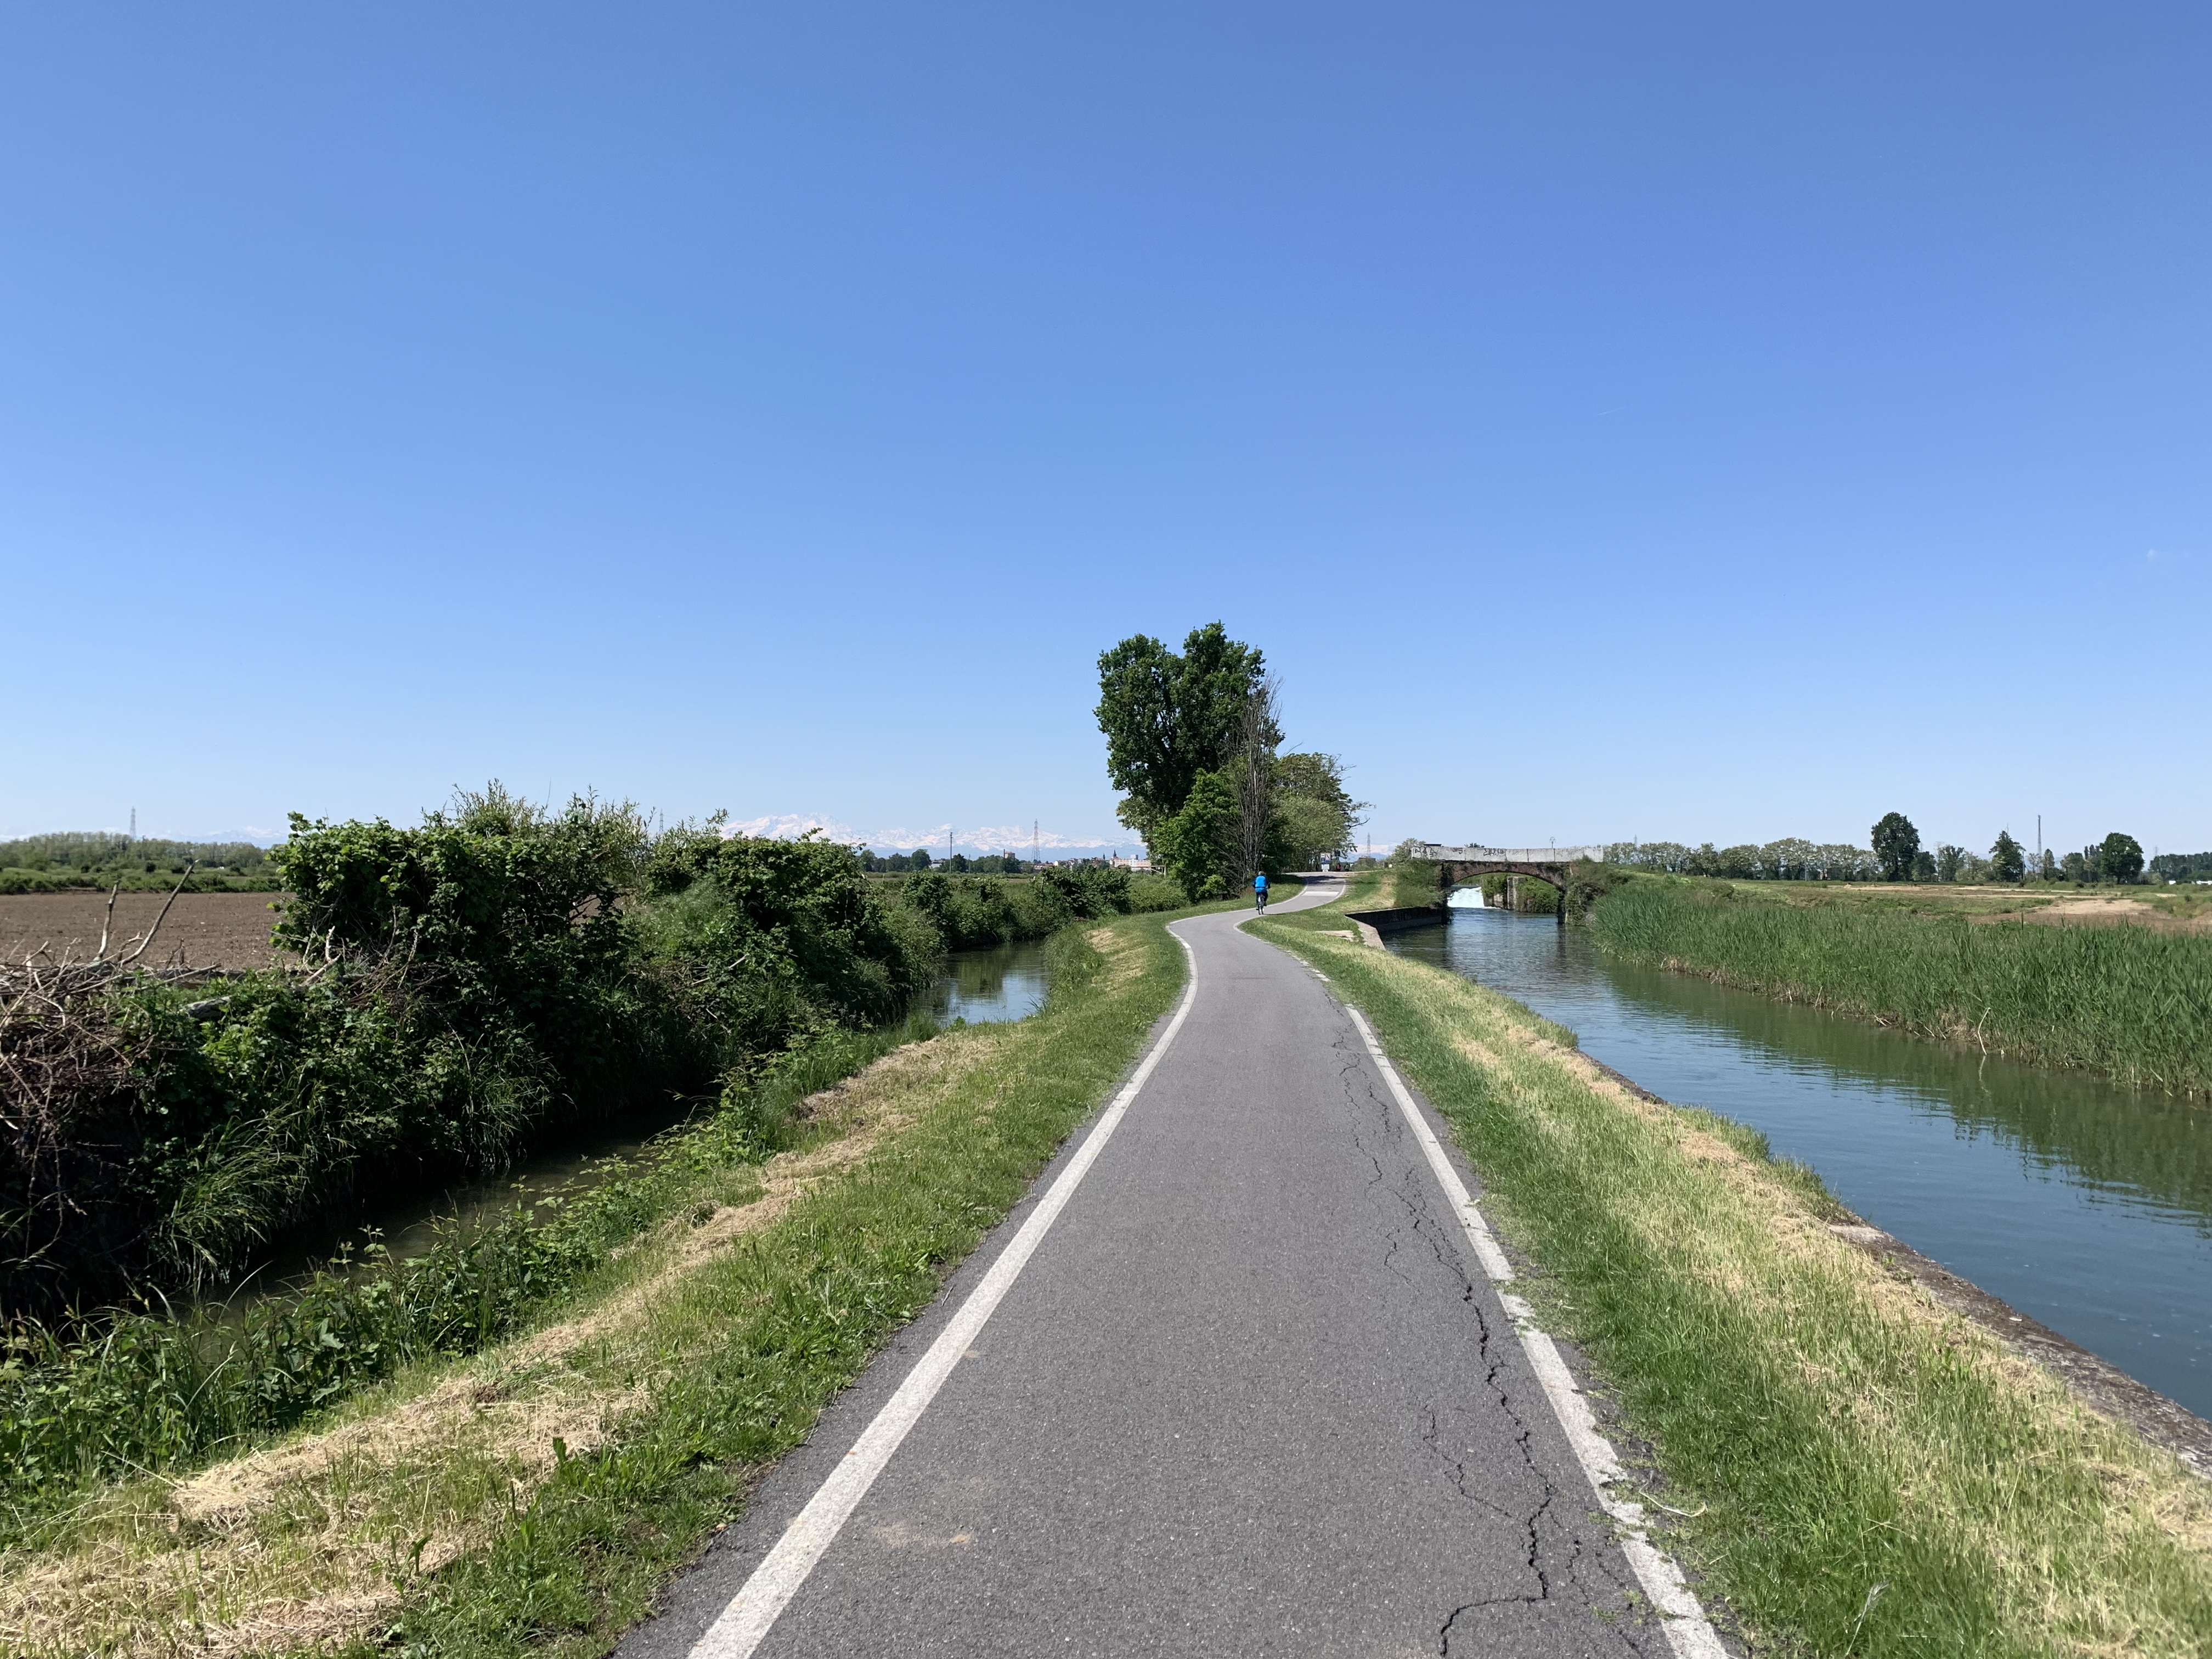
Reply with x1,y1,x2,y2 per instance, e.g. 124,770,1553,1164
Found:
0,890,290,970
2019,895,2212,934
1753,882,2212,933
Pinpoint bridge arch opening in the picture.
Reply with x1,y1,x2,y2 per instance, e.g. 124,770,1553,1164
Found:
1413,844,1606,923
1455,870,1562,915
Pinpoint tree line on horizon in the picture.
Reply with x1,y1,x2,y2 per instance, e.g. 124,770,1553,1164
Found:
858,850,1029,874
0,832,280,895
1607,813,2185,886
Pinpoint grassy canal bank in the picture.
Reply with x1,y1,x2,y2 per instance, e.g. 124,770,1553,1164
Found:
1260,876,2212,1658
1585,876,2212,1097
17,868,2207,1656
0,901,1234,1656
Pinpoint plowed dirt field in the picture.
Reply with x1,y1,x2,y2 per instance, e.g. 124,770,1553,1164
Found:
0,891,289,970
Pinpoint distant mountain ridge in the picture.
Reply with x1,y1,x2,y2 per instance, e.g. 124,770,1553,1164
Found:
724,814,1131,858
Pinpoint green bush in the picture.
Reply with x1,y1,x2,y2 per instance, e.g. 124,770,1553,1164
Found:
1,795,932,1318
1156,770,1238,900
1126,872,1187,912
640,823,934,1041
894,866,1139,950
0,1014,930,1531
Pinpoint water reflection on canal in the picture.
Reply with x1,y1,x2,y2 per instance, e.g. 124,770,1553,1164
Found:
923,936,1051,1027
1390,906,2212,1419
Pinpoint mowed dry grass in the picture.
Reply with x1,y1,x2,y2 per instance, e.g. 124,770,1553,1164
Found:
0,891,290,970
0,1028,1000,1657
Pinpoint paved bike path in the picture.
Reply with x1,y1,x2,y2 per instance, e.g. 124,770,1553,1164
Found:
623,882,1684,1657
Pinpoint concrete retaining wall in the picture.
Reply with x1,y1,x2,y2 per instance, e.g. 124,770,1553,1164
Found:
1342,905,1445,947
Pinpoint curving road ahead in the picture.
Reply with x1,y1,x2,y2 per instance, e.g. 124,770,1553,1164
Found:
620,879,1718,1658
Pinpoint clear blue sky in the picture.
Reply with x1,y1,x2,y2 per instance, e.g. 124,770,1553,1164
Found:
5,4,2207,859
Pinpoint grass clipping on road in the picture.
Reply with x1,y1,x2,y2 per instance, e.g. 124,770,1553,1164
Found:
1256,905,2212,1658
0,915,1189,1658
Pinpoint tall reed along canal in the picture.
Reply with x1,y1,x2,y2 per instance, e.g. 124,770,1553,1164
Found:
1389,901,2212,1420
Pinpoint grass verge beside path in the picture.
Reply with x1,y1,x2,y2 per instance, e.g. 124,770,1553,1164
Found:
0,906,1217,1658
1255,899,2212,1658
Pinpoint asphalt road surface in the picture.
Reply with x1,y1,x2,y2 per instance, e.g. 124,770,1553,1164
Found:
621,879,1707,1658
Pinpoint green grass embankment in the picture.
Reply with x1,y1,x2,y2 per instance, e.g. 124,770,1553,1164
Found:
1335,864,1438,912
1588,878,2212,1096
1256,896,2212,1659
0,901,1226,1657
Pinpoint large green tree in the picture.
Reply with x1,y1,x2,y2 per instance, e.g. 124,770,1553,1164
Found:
1870,811,1920,883
2100,831,2145,884
1095,623,1266,842
1273,752,1370,867
1155,770,1239,901
1989,828,2027,884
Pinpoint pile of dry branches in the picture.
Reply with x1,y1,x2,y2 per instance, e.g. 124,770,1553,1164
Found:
1,873,218,1294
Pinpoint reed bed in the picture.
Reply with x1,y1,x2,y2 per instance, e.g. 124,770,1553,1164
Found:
1590,879,2212,1096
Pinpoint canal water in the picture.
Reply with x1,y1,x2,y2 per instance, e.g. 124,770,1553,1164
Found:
921,936,1051,1026
224,940,1054,1299
1390,900,2212,1420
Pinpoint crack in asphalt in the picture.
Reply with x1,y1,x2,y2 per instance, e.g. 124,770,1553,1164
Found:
1320,1003,1660,1657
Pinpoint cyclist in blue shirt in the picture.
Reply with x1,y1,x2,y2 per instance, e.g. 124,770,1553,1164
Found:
1254,871,1269,912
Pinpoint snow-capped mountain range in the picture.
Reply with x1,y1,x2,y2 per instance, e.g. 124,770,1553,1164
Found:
723,814,1134,859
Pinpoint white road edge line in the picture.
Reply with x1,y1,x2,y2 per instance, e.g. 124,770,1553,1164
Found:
1345,1006,1730,1659
684,929,1204,1659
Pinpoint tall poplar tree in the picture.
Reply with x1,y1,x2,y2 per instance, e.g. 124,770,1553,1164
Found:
1094,623,1266,842
1990,829,2027,883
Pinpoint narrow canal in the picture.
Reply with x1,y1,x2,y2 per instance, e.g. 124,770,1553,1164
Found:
1389,899,2212,1420
921,935,1051,1026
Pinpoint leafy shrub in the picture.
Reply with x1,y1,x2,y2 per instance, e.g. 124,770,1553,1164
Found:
1,794,930,1318
0,1004,939,1530
882,865,1169,950
1156,771,1238,900
641,825,934,1045
895,873,1046,948
1125,873,1188,912
1038,864,1134,918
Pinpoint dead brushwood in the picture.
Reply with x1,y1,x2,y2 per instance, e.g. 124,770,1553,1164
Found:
0,869,223,1283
